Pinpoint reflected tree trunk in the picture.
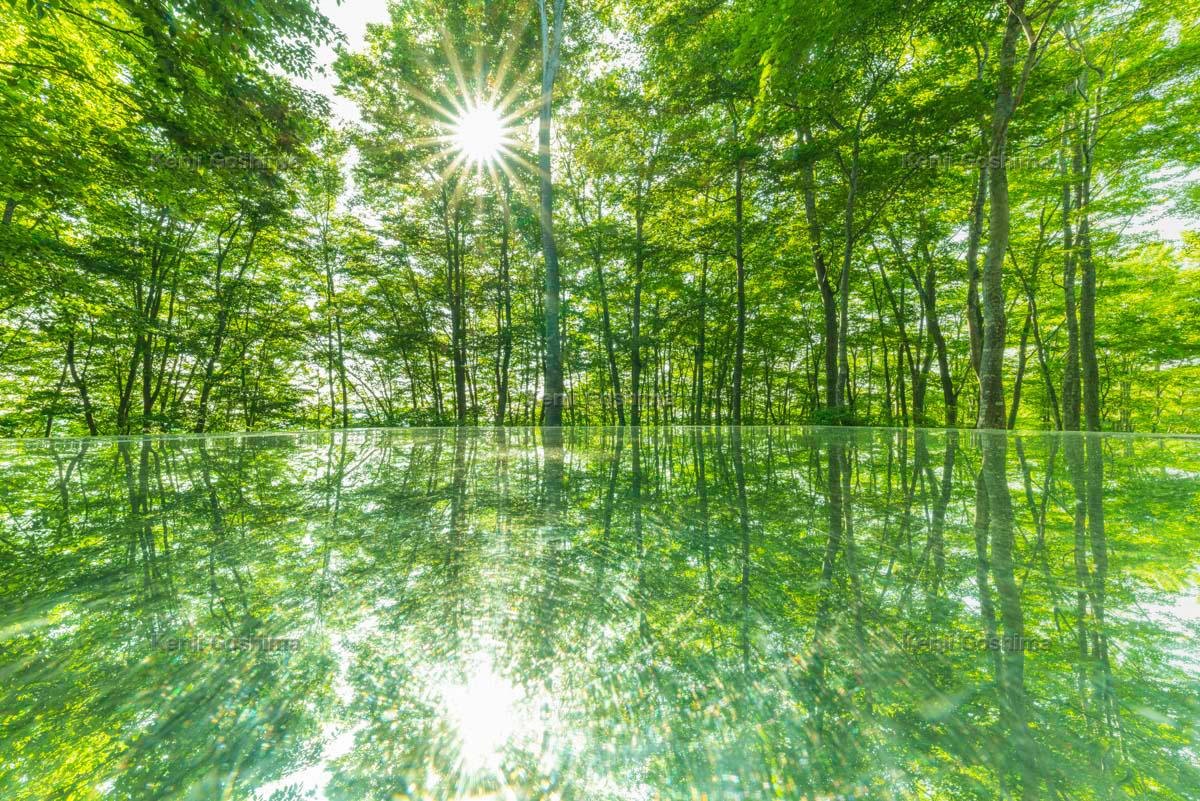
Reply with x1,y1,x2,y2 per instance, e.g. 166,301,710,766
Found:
979,430,1037,800
733,427,750,672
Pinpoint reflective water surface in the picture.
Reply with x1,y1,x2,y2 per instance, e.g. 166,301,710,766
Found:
1,427,1198,801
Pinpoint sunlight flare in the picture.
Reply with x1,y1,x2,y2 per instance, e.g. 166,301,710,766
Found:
440,657,522,774
451,102,508,166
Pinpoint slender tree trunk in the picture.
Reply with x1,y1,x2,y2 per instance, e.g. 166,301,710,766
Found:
1017,265,1063,429
835,136,860,414
1078,156,1101,432
877,260,918,424
428,346,443,417
892,230,956,426
694,253,707,424
496,186,514,426
320,226,349,428
116,338,141,434
141,325,153,433
966,44,990,380
801,123,838,410
538,0,566,427
66,332,98,435
335,313,349,427
966,158,988,379
568,184,624,426
596,259,623,425
1009,310,1031,429
978,3,1026,430
1062,137,1082,432
43,357,69,437
926,292,956,426
732,150,747,426
441,199,469,426
453,248,467,424
196,226,256,433
631,207,645,427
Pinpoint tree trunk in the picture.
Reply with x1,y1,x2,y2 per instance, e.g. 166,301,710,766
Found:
66,331,98,435
694,253,707,424
568,183,624,426
966,158,988,379
1062,137,1082,432
1008,310,1031,429
1078,148,1101,432
801,124,838,411
732,152,747,425
441,194,469,426
1016,258,1063,430
538,0,566,427
495,186,514,426
835,135,860,414
196,227,258,434
978,2,1026,430
893,229,956,426
631,206,645,427
966,46,990,380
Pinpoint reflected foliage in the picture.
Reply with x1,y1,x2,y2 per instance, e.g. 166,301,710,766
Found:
1,427,1199,799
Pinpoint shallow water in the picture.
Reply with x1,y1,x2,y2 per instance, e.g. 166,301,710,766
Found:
1,427,1198,800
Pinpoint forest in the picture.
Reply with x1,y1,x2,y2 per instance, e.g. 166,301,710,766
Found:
2,0,1199,436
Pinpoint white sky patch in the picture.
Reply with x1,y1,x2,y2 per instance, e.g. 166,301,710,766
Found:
287,1,392,216
1126,167,1200,246
253,721,365,801
252,616,380,801
294,0,393,126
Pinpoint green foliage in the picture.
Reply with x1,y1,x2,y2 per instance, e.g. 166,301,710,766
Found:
1,0,1199,436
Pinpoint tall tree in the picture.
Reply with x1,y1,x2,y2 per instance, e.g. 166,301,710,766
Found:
538,0,567,426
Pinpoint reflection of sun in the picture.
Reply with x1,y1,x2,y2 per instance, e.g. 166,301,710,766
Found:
440,656,523,774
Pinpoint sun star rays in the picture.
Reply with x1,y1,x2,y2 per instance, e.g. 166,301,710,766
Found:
385,17,545,212
451,101,507,166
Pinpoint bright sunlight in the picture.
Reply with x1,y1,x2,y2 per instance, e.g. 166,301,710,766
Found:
439,656,523,774
451,102,507,166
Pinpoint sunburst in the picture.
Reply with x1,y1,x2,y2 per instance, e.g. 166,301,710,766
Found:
450,101,509,166
384,18,544,210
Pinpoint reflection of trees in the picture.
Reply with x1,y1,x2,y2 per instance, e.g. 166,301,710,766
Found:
1063,430,1120,780
120,440,177,636
1,429,1198,800
979,430,1037,800
1,436,336,800
919,429,955,628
